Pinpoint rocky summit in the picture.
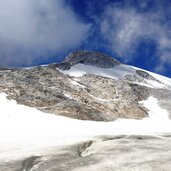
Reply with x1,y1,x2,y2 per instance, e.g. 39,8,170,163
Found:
55,50,120,70
0,50,171,121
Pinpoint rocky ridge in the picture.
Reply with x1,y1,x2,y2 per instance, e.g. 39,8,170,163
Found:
56,50,120,70
0,50,171,121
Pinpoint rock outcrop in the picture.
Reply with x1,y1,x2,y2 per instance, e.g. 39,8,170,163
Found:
0,50,171,121
56,50,120,70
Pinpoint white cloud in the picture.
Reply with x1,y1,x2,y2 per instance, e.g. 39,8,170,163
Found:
0,0,90,66
100,5,171,71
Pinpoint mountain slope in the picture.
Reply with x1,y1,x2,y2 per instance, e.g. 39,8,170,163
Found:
0,50,171,121
0,89,171,162
1,50,171,170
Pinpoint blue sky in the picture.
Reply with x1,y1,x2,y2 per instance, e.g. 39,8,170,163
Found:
67,0,171,77
0,0,171,78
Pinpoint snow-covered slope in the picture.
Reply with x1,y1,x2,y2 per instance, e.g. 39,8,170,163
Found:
0,92,171,162
61,64,134,79
1,51,171,121
0,50,171,169
58,50,171,89
60,63,171,89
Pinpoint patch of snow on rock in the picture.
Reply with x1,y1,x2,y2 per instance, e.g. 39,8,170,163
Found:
70,80,86,88
59,64,135,79
131,66,171,88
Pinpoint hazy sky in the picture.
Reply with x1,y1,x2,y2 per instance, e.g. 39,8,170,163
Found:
0,0,171,77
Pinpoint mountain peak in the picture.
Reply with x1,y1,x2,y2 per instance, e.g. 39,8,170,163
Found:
56,50,120,70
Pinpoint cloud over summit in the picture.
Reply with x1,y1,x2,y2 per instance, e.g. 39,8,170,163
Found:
0,0,90,66
99,2,171,72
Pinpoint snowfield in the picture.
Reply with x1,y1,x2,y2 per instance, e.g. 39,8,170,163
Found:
60,64,135,79
60,64,171,89
0,92,171,162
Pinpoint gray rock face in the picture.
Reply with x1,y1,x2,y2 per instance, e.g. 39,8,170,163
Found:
54,62,71,70
136,70,150,78
125,70,164,87
136,69,162,82
0,50,171,121
0,66,149,121
60,50,120,69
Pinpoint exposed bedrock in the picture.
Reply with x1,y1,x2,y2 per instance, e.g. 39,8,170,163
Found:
0,50,170,121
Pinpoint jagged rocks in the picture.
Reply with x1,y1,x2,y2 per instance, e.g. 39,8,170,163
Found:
62,50,120,69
